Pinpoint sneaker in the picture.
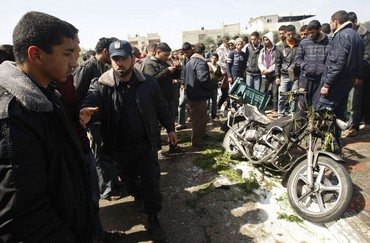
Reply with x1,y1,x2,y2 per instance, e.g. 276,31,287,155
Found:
346,128,358,137
157,150,169,160
146,213,168,241
175,124,187,130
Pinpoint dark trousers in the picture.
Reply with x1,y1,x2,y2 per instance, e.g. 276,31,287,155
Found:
217,88,229,109
260,75,278,111
316,78,354,145
86,151,104,241
116,140,162,214
188,100,208,145
207,88,218,119
89,123,119,198
363,78,370,123
157,100,174,150
296,75,321,116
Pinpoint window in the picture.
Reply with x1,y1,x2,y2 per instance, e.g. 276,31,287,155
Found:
199,34,206,41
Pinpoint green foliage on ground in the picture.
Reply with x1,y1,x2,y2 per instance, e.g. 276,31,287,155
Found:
277,213,304,223
193,148,260,192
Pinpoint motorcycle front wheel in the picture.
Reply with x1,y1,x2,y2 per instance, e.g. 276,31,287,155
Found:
223,120,248,159
287,156,353,223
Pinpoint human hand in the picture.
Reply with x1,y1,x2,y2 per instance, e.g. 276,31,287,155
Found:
168,131,177,145
354,79,363,89
168,66,176,73
320,86,329,96
276,78,281,85
79,107,99,128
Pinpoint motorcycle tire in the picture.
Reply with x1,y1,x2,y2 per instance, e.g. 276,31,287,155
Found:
223,120,248,159
221,116,246,132
287,156,353,223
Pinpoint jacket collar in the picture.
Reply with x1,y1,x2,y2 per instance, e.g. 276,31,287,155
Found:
333,21,352,35
190,53,206,61
0,61,53,112
309,32,327,43
357,25,369,36
283,38,299,48
98,67,146,87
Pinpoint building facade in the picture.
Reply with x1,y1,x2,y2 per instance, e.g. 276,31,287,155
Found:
182,23,240,45
128,33,161,50
246,10,316,34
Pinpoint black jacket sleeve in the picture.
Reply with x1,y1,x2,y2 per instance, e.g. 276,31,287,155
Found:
0,99,76,242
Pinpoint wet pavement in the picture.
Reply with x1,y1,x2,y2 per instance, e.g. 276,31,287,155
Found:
98,113,370,242
326,123,370,241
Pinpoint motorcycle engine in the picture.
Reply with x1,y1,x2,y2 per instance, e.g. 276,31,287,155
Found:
252,132,286,160
244,129,259,141
253,143,271,160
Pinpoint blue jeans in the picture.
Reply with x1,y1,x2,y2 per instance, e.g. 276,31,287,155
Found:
278,76,298,118
246,74,261,91
177,86,187,125
207,88,218,119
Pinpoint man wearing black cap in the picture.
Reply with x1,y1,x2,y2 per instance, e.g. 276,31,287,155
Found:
80,39,176,241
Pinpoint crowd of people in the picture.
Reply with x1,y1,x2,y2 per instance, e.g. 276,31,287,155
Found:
0,9,369,243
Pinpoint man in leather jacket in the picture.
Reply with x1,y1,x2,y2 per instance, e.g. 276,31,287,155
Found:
317,10,364,151
80,40,176,242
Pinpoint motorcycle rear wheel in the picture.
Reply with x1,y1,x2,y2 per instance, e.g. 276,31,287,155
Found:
223,120,248,159
287,157,352,223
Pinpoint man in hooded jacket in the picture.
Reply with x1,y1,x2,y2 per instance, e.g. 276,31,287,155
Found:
258,32,278,117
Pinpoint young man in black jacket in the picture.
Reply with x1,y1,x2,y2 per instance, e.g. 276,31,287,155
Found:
317,10,364,152
142,42,182,154
0,11,94,242
80,40,176,242
275,25,300,118
184,43,218,146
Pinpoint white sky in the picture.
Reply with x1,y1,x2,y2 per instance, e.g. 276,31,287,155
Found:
1,0,370,50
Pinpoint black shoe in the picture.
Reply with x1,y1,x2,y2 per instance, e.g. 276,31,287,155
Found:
168,144,184,154
146,213,168,242
333,144,342,155
102,230,125,243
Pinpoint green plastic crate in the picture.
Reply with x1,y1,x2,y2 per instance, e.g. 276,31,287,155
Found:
229,77,271,110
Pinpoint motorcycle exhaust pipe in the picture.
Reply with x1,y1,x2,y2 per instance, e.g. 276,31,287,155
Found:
335,119,347,130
